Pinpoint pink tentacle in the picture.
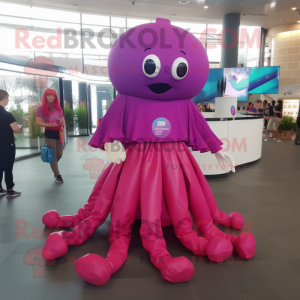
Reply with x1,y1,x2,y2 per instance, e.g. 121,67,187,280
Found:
42,163,114,228
62,163,114,227
140,144,172,268
42,163,122,260
140,143,194,283
179,143,255,259
75,144,144,285
105,145,144,273
161,142,208,256
185,146,244,230
176,143,233,242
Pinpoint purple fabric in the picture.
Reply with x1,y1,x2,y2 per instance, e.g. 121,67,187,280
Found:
89,94,222,153
249,107,257,113
89,18,223,154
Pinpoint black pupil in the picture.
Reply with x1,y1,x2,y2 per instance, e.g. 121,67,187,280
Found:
177,62,187,78
144,59,156,75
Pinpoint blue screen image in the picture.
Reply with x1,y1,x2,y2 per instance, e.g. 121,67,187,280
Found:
192,68,224,103
192,66,280,103
248,66,280,94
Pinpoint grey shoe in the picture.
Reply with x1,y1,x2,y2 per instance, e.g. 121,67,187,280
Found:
55,175,64,183
6,190,21,197
0,188,7,195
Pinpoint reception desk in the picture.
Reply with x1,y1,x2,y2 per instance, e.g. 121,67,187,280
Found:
191,113,263,177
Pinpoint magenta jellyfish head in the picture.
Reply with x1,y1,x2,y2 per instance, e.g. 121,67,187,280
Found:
107,18,209,100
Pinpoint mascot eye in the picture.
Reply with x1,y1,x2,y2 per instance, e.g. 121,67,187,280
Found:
143,55,161,78
172,57,188,80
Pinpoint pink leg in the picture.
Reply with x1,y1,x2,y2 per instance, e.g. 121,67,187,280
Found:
185,145,244,229
75,145,143,285
42,163,114,228
140,143,194,283
162,142,232,263
42,163,122,260
179,143,255,259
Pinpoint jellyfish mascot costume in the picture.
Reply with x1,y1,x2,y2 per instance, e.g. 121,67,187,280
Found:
42,18,256,285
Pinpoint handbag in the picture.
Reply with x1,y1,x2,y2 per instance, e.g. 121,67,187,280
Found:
41,143,54,163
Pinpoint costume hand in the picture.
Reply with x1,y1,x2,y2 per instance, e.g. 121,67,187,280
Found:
105,140,126,164
215,151,236,173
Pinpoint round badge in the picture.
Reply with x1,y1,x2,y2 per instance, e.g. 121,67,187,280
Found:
152,117,171,137
230,105,236,116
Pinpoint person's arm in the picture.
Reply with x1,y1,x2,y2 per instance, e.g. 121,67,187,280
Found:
9,122,22,133
36,117,58,128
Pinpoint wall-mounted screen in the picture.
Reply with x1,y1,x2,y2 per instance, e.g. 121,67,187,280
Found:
192,68,224,103
192,66,280,103
223,68,249,102
248,66,280,94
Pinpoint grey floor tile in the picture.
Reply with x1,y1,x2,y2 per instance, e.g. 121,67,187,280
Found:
0,136,299,299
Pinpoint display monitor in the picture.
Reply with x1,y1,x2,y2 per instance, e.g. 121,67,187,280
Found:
192,66,280,103
192,68,224,103
248,66,280,94
223,68,249,102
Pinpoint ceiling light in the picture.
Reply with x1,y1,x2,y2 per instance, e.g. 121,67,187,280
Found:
204,6,208,9
292,7,297,10
298,21,300,23
271,2,276,7
178,0,189,4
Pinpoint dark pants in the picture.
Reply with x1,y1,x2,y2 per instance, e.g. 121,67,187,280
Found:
0,144,16,190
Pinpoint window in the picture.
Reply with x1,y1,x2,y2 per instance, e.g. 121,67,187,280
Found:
82,14,110,26
0,16,31,26
31,7,80,23
207,41,221,63
0,2,31,17
0,28,34,58
0,69,59,157
111,17,126,27
32,20,81,31
172,22,206,34
127,18,151,28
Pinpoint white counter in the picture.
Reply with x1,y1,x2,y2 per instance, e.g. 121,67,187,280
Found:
191,117,263,176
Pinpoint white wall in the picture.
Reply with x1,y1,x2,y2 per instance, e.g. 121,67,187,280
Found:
261,85,300,102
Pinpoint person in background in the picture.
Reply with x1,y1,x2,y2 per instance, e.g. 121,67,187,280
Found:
36,89,65,183
264,100,276,141
204,104,212,112
248,100,262,113
247,102,253,110
262,100,268,114
0,89,22,197
273,100,283,142
263,102,270,130
196,103,202,110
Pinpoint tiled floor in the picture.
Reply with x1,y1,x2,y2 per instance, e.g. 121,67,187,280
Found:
0,136,300,300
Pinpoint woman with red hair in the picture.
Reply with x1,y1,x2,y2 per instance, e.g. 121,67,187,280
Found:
36,88,65,183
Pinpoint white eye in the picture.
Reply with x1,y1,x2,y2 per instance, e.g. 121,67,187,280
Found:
172,57,188,80
142,54,161,78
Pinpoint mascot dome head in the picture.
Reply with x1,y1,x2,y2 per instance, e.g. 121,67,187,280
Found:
108,18,209,100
